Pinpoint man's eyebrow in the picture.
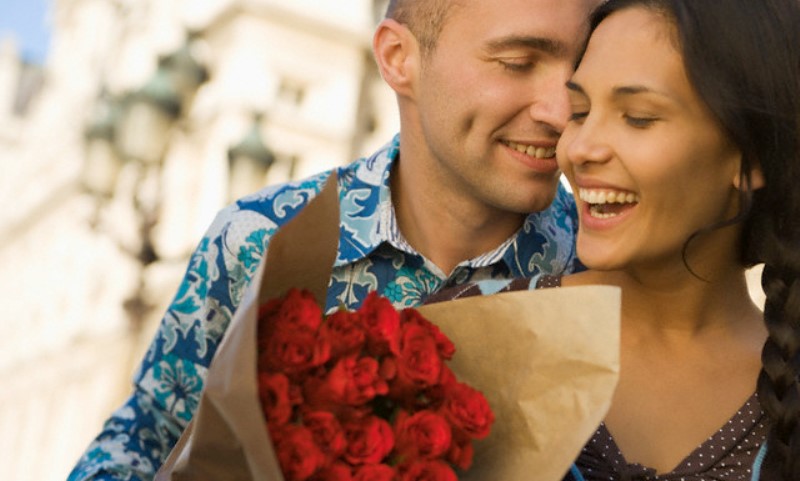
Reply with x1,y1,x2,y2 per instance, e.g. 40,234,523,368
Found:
485,36,567,56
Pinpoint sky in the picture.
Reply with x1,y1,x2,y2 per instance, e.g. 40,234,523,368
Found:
0,0,52,64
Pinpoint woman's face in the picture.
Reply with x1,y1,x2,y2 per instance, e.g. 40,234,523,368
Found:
556,6,743,274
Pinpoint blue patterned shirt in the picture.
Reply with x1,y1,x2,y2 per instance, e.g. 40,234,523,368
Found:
68,135,579,481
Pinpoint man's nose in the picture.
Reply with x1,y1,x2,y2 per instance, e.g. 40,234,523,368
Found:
528,68,572,134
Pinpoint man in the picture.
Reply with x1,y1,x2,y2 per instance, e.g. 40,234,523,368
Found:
69,0,598,479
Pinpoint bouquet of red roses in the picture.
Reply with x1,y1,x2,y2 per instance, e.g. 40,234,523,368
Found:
257,288,494,481
155,174,620,481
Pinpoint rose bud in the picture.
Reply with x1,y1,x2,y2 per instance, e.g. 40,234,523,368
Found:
440,382,494,440
303,410,347,463
358,292,401,356
258,372,298,429
352,464,397,481
394,410,452,461
342,415,395,465
398,460,458,481
274,425,327,481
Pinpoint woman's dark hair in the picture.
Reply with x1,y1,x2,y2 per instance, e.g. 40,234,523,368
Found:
589,0,800,478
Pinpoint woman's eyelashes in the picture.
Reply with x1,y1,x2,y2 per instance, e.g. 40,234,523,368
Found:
568,110,589,123
623,113,659,128
566,108,659,128
497,58,535,72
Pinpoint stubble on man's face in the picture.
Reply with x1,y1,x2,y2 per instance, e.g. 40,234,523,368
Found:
409,0,597,217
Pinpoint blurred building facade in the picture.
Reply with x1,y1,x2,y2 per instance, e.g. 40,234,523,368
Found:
0,0,396,480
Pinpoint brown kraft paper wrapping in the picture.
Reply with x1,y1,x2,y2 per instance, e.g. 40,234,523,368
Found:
156,171,621,481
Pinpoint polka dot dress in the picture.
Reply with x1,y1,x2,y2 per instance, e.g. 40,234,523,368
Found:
574,395,768,480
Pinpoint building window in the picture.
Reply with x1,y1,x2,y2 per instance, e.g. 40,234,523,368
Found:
277,78,306,107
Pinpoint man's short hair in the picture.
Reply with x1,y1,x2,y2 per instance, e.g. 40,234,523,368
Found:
385,0,454,56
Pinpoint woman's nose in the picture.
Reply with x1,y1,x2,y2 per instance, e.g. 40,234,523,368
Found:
560,115,613,167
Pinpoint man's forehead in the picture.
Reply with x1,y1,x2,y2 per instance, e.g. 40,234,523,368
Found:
442,0,596,33
439,0,595,54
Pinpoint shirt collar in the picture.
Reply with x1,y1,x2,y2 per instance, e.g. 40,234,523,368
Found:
334,134,576,278
334,135,399,265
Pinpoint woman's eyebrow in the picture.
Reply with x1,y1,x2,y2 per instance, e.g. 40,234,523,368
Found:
567,81,675,103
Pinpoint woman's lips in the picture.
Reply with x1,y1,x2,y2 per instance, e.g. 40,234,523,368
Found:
577,187,639,226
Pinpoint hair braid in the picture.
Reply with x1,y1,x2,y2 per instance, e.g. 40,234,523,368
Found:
758,271,800,473
756,219,800,479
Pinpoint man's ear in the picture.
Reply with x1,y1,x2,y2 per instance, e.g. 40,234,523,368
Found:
733,162,766,191
373,19,420,98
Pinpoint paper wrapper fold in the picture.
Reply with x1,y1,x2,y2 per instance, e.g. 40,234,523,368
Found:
417,287,619,481
156,173,621,481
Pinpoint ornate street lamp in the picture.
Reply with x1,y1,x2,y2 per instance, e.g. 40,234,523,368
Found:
158,32,209,107
115,64,182,165
227,115,276,200
82,92,123,199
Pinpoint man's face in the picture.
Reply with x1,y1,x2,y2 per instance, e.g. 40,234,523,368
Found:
413,0,598,216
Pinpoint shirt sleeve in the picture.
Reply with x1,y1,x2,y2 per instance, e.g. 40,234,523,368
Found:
67,204,266,481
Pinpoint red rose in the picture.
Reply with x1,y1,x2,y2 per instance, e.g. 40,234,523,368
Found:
259,327,331,378
258,372,300,429
417,366,456,410
305,355,389,408
303,410,347,463
398,460,457,481
400,310,454,360
352,464,397,481
445,434,474,470
261,288,323,336
309,462,353,481
393,322,444,394
440,382,494,440
394,410,452,461
358,292,401,356
274,425,328,481
277,288,324,331
343,415,395,465
322,310,366,358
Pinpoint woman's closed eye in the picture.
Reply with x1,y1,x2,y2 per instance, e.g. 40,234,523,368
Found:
623,114,659,128
498,58,535,72
568,110,589,123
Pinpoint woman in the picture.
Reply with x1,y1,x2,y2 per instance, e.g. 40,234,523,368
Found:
428,0,800,479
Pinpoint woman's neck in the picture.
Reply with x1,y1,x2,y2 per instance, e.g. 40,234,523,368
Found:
564,267,764,340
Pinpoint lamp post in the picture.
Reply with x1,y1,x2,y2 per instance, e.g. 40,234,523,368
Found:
82,91,123,201
227,114,275,201
81,32,209,335
158,31,209,107
116,65,181,167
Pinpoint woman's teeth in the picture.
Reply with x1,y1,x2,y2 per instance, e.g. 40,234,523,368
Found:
578,188,640,219
504,140,556,159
